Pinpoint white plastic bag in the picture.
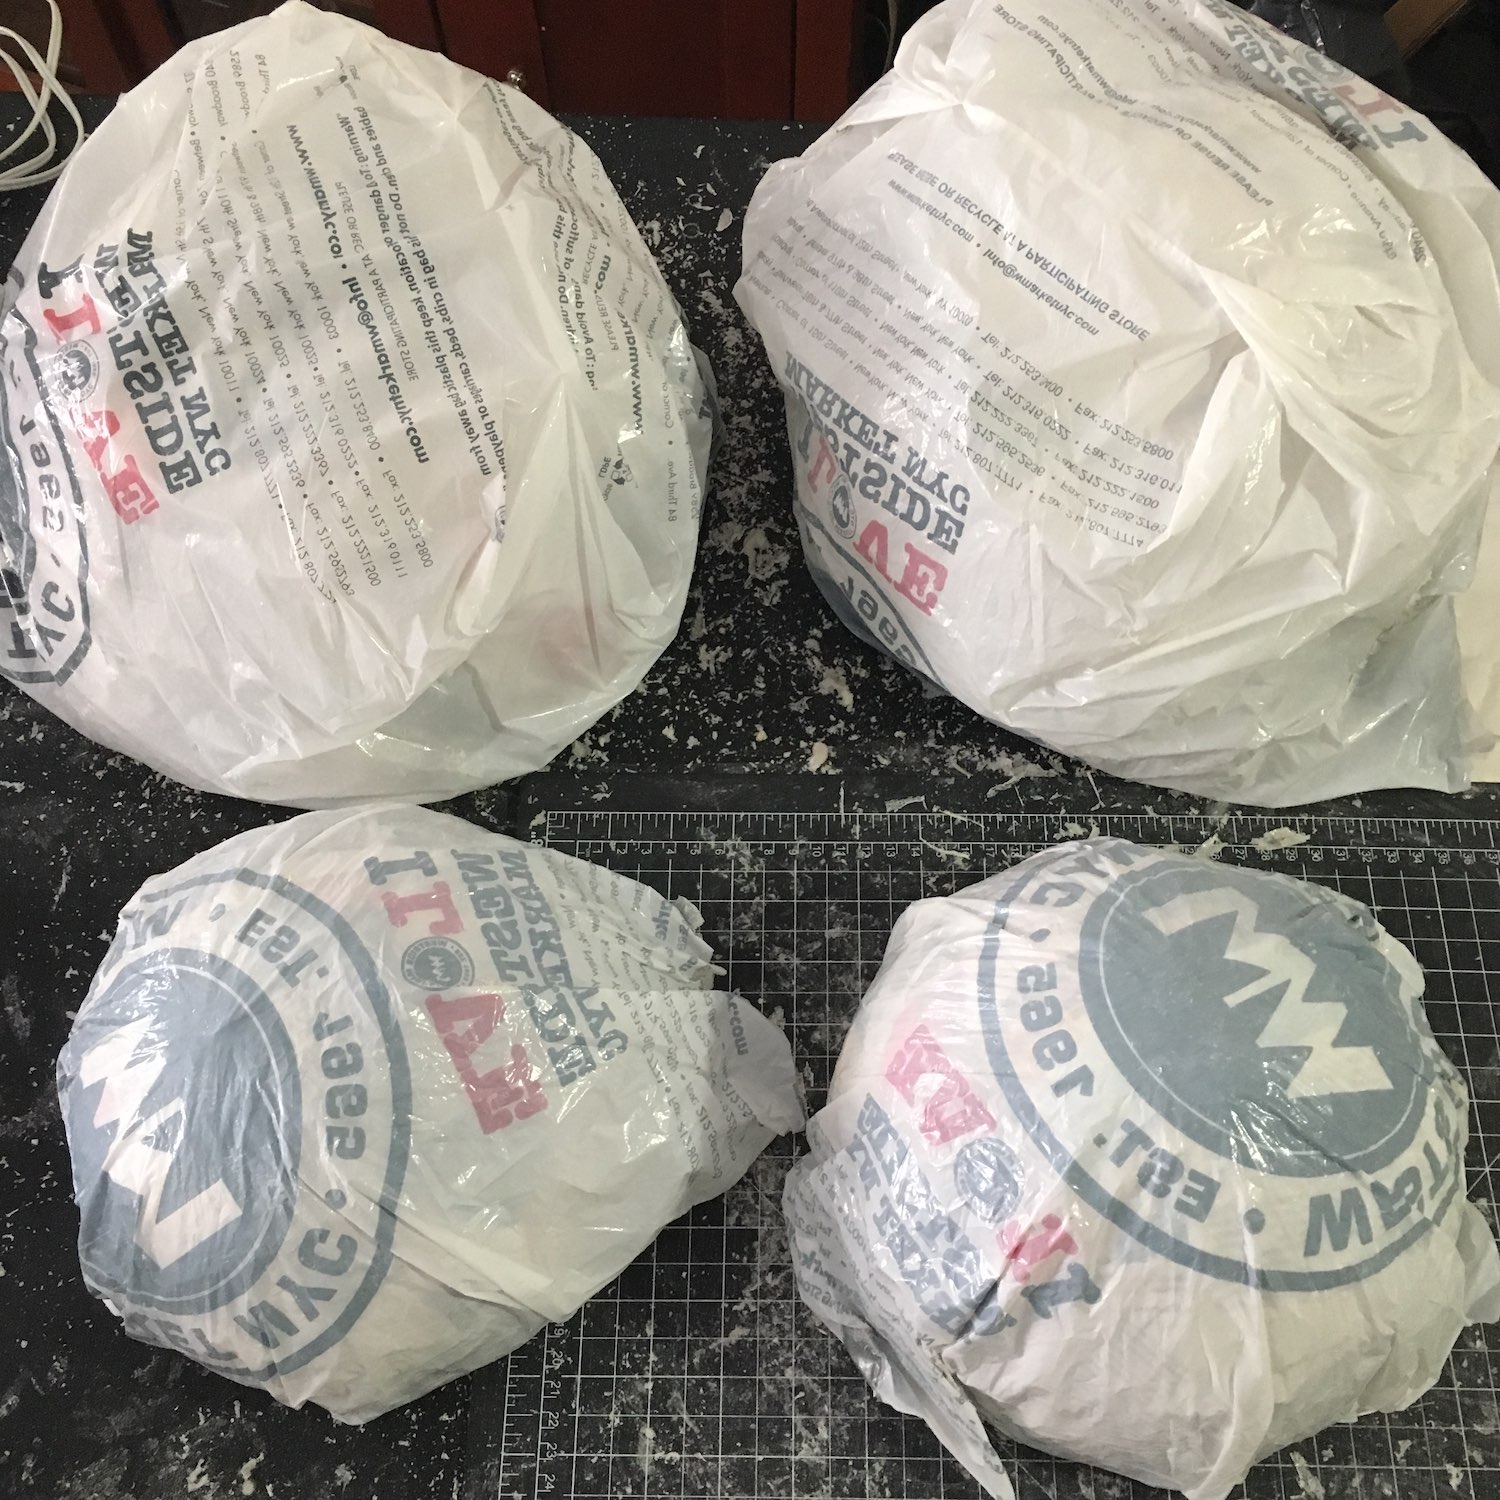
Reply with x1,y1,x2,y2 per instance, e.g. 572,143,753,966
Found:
785,839,1500,1499
0,1,711,805
57,805,801,1420
736,0,1500,806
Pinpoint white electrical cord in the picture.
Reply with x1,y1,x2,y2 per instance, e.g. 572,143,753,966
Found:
0,0,85,191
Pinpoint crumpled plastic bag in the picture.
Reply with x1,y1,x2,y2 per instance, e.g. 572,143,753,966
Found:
784,838,1500,1499
0,1,711,805
57,804,800,1420
737,0,1500,806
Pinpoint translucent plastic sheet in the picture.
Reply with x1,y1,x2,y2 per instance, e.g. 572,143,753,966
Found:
738,0,1500,806
0,2,711,804
786,838,1500,1499
57,805,801,1419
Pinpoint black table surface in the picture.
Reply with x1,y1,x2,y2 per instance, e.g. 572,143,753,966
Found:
4,92,1499,1500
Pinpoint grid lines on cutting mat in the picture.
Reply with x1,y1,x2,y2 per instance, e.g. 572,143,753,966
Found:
484,810,1500,1500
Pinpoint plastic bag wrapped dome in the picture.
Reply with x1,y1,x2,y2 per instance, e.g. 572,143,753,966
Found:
58,805,800,1419
785,839,1500,1498
0,1,711,805
736,0,1500,805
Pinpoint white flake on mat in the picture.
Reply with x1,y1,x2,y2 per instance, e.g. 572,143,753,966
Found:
0,780,23,792
1395,1439,1414,1463
1252,827,1310,851
742,526,789,582
754,725,768,742
706,519,749,556
1290,1453,1325,1500
1061,821,1098,839
186,1461,210,1493
921,838,971,867
662,725,677,742
817,664,854,710
2,976,31,1044
636,1422,655,1467
568,733,610,767
239,1454,263,1495
937,742,1057,790
717,207,734,231
697,644,732,676
886,795,926,812
1195,833,1226,860
806,741,831,772
693,831,766,880
1447,1464,1466,1490
796,1415,829,1459
729,1256,794,1318
333,1465,354,1488
1467,1392,1500,1435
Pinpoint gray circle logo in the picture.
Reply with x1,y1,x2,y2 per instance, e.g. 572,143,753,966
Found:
1077,860,1425,1178
44,340,99,404
64,948,300,1314
401,936,474,991
976,841,1463,1291
60,868,412,1382
829,478,856,539
3,286,95,688
955,1137,1025,1223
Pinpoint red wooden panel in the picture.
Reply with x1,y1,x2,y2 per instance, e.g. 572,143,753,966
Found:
535,0,793,119
118,0,175,67
723,1,795,119
435,0,550,105
793,0,859,121
59,0,176,92
374,0,445,52
56,0,130,92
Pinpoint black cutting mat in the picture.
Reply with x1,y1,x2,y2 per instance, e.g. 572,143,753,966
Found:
467,786,1500,1500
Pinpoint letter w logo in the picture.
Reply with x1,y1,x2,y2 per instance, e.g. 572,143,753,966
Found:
80,1019,242,1268
1144,890,1393,1100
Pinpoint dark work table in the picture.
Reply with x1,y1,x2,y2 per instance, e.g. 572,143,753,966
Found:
5,93,1500,1500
